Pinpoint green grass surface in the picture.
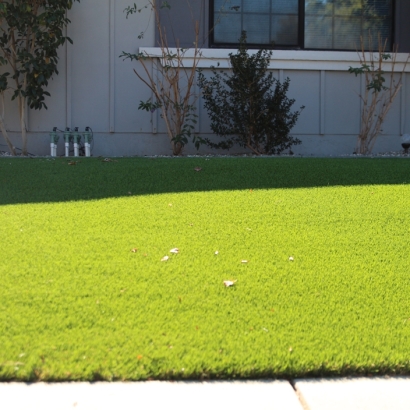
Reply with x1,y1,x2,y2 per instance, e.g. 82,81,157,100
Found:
1,157,410,381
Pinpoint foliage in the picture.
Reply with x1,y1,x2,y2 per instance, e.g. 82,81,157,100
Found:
0,0,79,156
198,32,303,155
1,157,410,381
348,34,409,154
121,1,204,155
138,100,202,152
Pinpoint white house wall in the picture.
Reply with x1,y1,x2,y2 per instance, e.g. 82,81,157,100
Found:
70,0,111,132
286,70,321,136
1,1,410,157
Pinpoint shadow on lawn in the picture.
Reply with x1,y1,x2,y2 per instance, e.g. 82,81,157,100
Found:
0,157,409,205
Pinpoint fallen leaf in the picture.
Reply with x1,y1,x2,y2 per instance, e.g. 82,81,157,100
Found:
68,161,77,166
241,260,248,264
131,248,138,253
289,256,294,261
194,167,202,172
262,327,269,332
137,355,143,360
161,256,169,262
168,203,173,207
223,280,237,287
170,248,179,254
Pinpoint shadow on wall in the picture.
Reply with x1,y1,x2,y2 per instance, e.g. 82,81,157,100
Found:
0,157,409,206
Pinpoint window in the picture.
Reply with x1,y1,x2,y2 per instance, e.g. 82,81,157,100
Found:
211,0,393,51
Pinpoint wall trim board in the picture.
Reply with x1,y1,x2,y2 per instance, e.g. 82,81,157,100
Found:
140,47,410,72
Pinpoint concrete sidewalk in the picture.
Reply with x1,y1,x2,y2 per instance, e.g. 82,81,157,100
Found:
1,377,409,410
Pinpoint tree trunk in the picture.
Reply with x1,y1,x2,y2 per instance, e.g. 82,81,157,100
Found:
0,117,16,156
0,93,16,156
172,140,183,155
18,95,28,156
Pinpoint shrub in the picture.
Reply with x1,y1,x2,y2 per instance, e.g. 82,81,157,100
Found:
348,34,409,155
198,32,303,155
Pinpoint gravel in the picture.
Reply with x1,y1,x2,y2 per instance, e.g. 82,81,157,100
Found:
1,150,409,158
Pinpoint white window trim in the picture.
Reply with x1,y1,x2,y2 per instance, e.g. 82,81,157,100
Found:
139,47,410,72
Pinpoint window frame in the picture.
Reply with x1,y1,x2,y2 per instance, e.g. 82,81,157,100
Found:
209,0,395,51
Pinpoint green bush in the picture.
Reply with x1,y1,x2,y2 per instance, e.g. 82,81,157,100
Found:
198,32,303,155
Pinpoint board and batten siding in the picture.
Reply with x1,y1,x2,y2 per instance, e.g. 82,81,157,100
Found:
1,0,410,157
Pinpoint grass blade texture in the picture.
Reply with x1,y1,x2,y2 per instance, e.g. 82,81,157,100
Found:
0,157,410,381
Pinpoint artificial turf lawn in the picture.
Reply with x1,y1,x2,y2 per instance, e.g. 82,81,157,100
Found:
1,157,410,381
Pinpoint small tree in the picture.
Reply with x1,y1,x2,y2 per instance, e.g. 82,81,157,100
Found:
348,34,410,155
0,0,79,156
121,0,205,155
198,32,303,155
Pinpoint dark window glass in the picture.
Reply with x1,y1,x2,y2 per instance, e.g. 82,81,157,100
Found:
213,0,299,46
212,0,393,50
